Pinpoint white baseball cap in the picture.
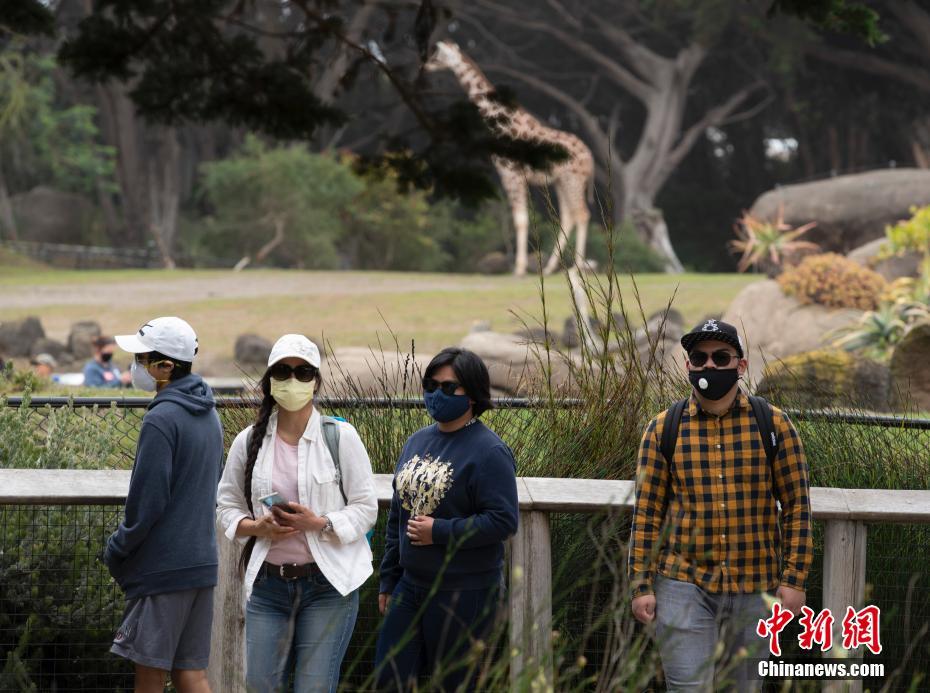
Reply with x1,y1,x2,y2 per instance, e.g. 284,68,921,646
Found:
268,334,321,368
115,317,199,362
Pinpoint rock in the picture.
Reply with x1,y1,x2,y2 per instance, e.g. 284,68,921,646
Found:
30,337,68,361
561,316,580,349
648,307,685,330
755,349,890,411
634,311,685,351
460,330,574,395
470,320,492,334
67,321,101,360
749,169,930,254
847,238,922,281
513,326,553,345
636,336,686,380
234,334,273,365
322,348,432,396
476,251,511,275
0,316,45,357
890,323,930,411
10,186,97,244
722,280,863,385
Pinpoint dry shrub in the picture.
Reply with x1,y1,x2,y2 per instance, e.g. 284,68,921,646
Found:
777,252,886,310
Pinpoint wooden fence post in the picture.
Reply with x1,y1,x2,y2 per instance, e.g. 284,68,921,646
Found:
207,520,246,692
822,519,867,693
509,510,553,691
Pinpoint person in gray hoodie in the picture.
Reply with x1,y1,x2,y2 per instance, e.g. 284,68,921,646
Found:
103,317,223,693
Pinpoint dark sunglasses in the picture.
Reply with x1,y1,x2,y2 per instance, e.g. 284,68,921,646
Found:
688,349,738,368
270,363,318,382
422,377,462,396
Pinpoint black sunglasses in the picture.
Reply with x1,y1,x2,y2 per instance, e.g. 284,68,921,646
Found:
688,349,738,368
422,377,462,396
270,363,318,382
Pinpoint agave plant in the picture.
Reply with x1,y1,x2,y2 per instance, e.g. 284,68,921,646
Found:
729,206,819,275
832,298,930,361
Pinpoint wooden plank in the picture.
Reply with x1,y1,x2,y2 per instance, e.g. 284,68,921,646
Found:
207,518,246,692
0,469,130,504
521,477,635,512
822,520,867,693
509,510,553,690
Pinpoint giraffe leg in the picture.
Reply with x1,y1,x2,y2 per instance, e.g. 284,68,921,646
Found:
500,171,530,276
543,183,574,275
573,193,592,270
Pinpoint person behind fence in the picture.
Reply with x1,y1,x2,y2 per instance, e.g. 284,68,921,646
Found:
102,317,224,693
628,319,813,692
375,347,519,692
217,333,378,693
84,335,132,388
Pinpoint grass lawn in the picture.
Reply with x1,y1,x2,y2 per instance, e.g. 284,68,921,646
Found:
0,261,760,374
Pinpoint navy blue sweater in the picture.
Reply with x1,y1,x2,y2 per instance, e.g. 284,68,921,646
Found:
379,420,519,593
103,374,223,598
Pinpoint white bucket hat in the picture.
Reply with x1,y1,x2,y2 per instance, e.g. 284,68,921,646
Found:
115,317,199,362
268,334,321,368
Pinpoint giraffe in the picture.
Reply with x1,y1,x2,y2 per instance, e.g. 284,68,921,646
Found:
425,41,595,277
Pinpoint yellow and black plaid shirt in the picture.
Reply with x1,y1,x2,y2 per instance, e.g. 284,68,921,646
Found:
629,391,812,596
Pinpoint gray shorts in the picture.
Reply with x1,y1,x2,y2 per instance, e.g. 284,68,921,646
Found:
110,587,214,671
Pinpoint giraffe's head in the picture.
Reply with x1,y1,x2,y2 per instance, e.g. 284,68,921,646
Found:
423,40,464,72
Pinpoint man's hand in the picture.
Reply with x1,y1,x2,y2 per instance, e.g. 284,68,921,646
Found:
274,503,328,533
776,585,806,616
406,515,434,546
379,592,391,615
632,594,656,625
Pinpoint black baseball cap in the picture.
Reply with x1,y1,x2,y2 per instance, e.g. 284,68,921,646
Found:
680,319,744,358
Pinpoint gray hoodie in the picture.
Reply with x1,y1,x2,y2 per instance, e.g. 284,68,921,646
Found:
104,374,223,599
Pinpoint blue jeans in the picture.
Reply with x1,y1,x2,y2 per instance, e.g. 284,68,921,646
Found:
245,570,359,693
654,574,770,692
374,575,502,692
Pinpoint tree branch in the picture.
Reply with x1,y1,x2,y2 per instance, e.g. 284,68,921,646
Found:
803,41,930,94
597,23,666,82
886,1,930,60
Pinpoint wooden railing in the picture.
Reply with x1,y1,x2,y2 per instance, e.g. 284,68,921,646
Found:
2,469,929,692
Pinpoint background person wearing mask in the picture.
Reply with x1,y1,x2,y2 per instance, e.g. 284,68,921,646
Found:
103,317,224,693
31,353,58,380
83,336,132,388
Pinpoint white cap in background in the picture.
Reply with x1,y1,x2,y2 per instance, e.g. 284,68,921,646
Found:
268,334,321,368
115,317,199,362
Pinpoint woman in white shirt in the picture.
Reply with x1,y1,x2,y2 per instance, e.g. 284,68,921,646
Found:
217,334,377,693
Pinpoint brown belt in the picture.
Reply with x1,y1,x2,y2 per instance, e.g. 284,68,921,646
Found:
261,561,322,580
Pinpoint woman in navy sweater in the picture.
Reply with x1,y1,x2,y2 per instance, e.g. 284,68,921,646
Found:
375,347,519,692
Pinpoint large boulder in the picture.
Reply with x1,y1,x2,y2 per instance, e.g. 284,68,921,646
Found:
847,238,922,281
460,330,575,395
67,321,101,360
11,186,97,244
0,316,45,357
749,169,930,254
322,348,432,395
234,334,272,365
476,251,511,275
755,349,891,411
890,323,930,411
722,280,863,384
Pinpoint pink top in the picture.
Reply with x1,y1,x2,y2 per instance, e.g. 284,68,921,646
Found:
264,436,315,565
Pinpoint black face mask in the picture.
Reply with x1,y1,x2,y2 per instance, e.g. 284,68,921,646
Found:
100,352,113,363
689,368,739,401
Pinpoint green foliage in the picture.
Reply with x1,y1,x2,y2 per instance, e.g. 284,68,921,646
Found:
729,208,818,275
199,136,363,269
765,0,884,44
778,252,887,310
881,205,930,266
0,44,115,197
585,224,667,274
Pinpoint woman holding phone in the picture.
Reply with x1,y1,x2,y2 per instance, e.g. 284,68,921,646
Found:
375,347,519,692
217,334,377,693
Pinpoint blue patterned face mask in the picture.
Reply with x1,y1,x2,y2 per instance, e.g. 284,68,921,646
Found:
424,389,471,422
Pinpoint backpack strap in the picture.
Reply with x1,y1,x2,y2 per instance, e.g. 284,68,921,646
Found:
748,395,779,468
321,415,348,505
659,398,688,463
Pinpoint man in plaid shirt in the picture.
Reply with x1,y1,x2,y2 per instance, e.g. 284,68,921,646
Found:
629,320,813,691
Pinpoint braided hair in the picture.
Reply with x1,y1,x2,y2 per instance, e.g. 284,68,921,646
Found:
239,370,275,574
238,364,324,575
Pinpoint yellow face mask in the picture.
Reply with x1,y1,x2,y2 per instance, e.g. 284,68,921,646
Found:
270,378,315,412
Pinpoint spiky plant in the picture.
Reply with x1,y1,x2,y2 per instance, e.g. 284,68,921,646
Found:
729,206,819,276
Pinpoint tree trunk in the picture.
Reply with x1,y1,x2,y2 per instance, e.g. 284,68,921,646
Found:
148,128,180,269
0,161,18,241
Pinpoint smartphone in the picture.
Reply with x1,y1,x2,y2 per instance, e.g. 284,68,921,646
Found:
258,492,297,513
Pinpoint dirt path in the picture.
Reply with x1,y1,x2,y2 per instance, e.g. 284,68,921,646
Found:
0,271,498,309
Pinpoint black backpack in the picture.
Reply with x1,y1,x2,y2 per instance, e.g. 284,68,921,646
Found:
659,395,779,467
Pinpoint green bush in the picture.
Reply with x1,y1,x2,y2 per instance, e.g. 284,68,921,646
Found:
584,223,667,274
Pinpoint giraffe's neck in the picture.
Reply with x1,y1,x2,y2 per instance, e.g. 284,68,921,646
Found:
448,56,540,140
